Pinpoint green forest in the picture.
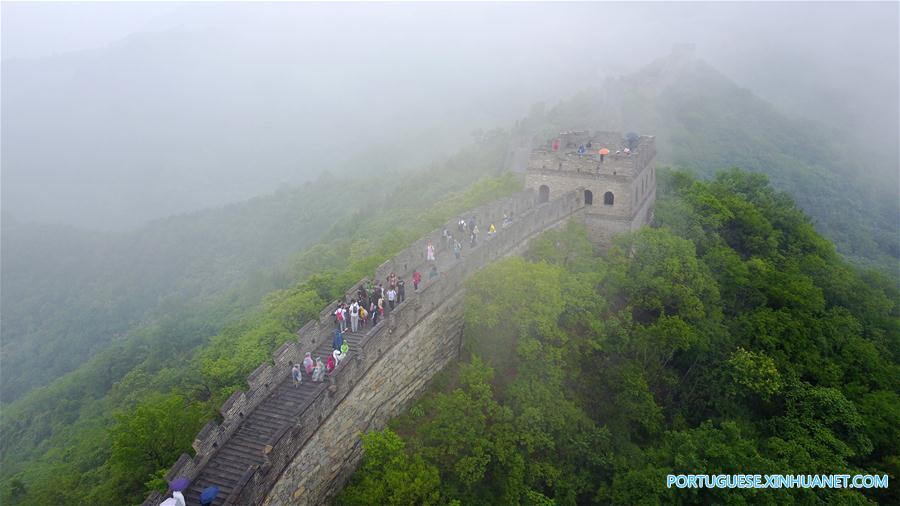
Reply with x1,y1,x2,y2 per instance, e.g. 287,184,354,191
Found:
0,131,520,505
2,51,898,505
337,169,898,505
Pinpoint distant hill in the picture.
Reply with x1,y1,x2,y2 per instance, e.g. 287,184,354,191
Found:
0,131,515,505
520,49,899,271
1,174,362,403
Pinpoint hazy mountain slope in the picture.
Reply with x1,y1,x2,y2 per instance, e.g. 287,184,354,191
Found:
2,169,390,403
524,50,899,271
0,132,515,505
338,169,899,505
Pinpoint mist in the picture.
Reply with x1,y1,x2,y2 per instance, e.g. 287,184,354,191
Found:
2,1,897,230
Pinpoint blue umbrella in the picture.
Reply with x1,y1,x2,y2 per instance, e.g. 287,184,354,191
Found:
201,485,220,504
169,476,190,491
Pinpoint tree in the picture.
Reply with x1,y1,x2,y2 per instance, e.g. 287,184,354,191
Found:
338,429,441,506
108,393,207,500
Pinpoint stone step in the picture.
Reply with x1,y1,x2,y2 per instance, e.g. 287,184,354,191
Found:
254,402,297,420
217,444,265,465
242,416,283,434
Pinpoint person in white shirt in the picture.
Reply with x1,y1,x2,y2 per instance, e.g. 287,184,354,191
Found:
387,288,397,310
349,300,360,332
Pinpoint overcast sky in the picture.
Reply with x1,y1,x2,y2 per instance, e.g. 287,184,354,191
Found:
2,2,897,229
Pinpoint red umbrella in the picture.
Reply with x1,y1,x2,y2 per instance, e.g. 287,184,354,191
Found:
598,148,610,155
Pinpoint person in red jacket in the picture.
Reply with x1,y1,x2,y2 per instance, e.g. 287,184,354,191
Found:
413,269,422,292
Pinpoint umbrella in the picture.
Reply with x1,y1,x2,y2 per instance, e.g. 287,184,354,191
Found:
169,477,190,492
598,148,610,155
161,499,178,506
201,486,220,504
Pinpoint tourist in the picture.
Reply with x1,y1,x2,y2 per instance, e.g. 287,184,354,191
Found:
413,269,422,291
378,295,384,318
333,328,343,351
349,299,360,332
488,223,496,238
387,286,397,310
359,304,368,327
341,341,349,357
200,486,219,506
292,363,302,387
312,358,325,382
304,352,314,376
333,349,345,367
427,241,436,262
334,304,346,332
326,353,335,373
370,300,378,325
398,279,406,303
453,239,462,259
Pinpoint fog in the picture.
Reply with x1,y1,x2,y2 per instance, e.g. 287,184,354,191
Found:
2,1,897,230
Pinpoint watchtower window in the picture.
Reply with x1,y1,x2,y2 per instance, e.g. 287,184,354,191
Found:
584,190,593,205
539,185,550,203
604,191,614,206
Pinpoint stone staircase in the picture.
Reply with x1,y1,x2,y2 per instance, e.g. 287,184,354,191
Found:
145,188,585,506
184,330,367,505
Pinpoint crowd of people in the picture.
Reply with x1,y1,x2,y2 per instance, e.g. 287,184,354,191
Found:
159,212,518,505
290,212,514,385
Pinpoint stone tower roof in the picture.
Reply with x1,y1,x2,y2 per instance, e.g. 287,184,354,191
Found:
527,131,655,178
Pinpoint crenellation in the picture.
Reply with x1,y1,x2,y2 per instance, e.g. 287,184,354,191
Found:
148,174,639,506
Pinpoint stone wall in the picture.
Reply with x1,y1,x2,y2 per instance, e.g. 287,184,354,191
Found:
264,290,466,506
254,189,585,505
144,184,586,506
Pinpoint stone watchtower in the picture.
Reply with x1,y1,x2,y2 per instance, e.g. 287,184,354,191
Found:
525,131,657,246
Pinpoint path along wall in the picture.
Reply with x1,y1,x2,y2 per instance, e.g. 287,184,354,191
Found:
144,186,584,506
263,189,584,505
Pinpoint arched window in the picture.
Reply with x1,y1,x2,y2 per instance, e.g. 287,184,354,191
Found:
539,185,550,203
604,191,614,206
584,189,593,205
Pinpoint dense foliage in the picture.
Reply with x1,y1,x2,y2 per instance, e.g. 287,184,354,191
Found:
0,131,522,505
337,169,898,505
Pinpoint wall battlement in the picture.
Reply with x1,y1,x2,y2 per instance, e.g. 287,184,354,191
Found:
144,186,585,506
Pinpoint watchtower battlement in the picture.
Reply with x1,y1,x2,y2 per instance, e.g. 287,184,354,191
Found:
525,130,657,246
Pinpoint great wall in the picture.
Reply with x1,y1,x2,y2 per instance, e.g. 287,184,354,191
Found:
146,131,655,506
